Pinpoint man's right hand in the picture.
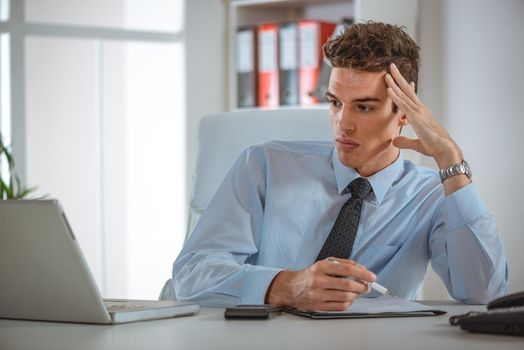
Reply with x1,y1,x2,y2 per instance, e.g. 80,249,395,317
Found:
266,258,376,311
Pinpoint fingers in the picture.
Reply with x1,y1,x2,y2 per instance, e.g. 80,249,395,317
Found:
385,74,418,113
388,63,421,104
325,257,358,265
324,275,370,294
306,265,369,311
322,289,361,302
313,302,354,312
321,258,376,283
313,290,359,311
385,63,425,121
392,136,429,155
279,259,378,311
300,288,361,312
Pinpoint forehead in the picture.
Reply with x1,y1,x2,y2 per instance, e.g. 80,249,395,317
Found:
328,67,387,100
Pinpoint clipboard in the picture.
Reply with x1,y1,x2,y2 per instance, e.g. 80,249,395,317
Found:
283,295,446,319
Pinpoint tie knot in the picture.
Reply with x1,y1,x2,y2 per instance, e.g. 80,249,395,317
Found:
347,177,372,199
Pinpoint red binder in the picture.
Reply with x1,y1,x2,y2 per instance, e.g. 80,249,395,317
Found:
298,20,336,105
257,23,279,107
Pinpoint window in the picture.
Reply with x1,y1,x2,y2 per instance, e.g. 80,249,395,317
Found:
0,0,8,22
1,0,186,299
0,0,10,180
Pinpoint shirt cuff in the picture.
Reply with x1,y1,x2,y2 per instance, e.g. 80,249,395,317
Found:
444,183,489,231
241,266,284,304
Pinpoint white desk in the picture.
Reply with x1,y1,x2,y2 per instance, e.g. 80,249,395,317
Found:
0,301,522,350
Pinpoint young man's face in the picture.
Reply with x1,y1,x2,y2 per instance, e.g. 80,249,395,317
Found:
327,67,407,177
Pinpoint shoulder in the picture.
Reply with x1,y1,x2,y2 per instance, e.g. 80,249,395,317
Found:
244,140,334,161
390,160,446,223
229,141,334,191
232,141,334,177
402,160,438,180
398,159,443,194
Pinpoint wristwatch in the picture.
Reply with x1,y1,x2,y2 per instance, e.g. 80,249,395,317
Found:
439,160,472,183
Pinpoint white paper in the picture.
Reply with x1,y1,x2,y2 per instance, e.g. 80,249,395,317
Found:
324,295,437,314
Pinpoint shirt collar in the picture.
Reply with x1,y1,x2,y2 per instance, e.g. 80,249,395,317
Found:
332,148,404,205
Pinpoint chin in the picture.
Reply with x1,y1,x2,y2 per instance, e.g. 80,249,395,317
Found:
338,153,361,169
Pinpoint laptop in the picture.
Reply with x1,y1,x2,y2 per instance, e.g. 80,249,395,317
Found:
0,199,199,324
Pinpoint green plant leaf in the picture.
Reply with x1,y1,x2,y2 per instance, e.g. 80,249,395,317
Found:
0,134,5,151
0,177,6,199
13,175,21,198
1,132,37,200
4,148,15,172
1,138,13,167
16,186,37,199
5,179,14,198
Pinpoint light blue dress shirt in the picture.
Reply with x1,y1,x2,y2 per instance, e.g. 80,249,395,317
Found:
173,141,508,306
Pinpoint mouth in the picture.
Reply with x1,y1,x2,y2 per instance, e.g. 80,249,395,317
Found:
336,138,360,151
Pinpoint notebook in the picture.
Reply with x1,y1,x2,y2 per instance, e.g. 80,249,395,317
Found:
0,200,199,324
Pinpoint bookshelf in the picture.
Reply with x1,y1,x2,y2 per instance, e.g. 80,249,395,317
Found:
227,0,419,110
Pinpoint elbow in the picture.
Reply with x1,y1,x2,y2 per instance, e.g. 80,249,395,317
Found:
454,270,509,305
458,290,501,305
171,256,193,300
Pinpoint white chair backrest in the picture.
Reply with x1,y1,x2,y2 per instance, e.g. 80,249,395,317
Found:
187,108,333,238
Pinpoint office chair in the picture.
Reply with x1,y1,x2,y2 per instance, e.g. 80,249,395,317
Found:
159,108,332,300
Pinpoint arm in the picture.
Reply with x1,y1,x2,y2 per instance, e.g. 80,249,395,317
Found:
428,184,508,303
385,64,508,302
173,147,281,306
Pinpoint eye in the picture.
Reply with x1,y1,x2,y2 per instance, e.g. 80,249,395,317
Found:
328,99,341,108
356,104,374,113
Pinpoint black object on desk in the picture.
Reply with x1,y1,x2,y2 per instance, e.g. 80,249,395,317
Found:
449,291,524,337
224,305,284,319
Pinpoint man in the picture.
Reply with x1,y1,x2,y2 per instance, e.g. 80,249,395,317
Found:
173,22,508,311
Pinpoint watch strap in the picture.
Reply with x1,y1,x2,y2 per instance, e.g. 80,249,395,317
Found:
439,160,471,183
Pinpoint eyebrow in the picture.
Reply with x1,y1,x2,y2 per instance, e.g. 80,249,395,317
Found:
326,91,382,103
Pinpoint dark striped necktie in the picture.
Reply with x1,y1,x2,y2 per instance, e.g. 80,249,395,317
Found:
316,177,373,261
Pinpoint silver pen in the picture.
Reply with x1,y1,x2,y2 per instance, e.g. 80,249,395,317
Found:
368,281,398,298
326,257,398,298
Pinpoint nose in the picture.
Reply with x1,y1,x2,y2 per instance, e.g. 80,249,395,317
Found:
336,106,356,132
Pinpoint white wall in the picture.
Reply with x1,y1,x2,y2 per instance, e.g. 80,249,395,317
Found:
419,0,524,296
442,0,524,294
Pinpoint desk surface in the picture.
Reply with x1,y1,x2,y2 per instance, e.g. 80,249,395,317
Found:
1,301,522,350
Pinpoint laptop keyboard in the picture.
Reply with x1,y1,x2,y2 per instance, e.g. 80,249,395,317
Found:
105,302,148,312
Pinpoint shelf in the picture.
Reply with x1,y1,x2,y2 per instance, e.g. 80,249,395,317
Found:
232,104,329,112
232,0,353,27
231,0,347,9
227,0,418,111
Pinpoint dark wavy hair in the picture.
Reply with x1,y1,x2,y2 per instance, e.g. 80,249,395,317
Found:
323,21,420,92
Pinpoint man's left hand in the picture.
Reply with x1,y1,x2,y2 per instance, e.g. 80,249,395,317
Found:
385,63,471,194
385,63,463,169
